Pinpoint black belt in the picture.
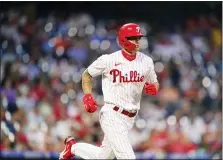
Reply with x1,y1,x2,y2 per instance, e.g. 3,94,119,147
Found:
113,106,137,117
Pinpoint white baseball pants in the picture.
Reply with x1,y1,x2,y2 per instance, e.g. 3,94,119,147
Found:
71,104,136,159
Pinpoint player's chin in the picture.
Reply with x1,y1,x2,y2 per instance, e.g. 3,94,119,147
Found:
134,47,139,52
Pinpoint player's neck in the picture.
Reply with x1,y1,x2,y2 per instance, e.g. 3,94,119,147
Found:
121,49,136,61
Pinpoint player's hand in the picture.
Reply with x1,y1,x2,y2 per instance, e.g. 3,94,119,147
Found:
144,82,157,95
83,94,98,113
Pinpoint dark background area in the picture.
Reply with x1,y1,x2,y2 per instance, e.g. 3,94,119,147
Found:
1,1,222,25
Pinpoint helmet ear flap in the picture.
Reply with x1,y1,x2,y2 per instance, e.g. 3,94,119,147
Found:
123,38,129,46
120,37,137,51
119,36,127,47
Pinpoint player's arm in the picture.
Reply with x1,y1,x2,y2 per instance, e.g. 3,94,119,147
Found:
144,58,159,95
82,69,93,94
82,55,107,93
82,55,107,113
82,69,98,113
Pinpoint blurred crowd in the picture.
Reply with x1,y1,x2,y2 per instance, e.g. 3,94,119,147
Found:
0,7,222,158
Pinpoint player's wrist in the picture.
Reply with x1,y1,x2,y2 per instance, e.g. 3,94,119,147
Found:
83,94,93,100
84,93,92,96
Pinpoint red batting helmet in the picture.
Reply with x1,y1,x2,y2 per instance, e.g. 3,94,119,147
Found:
118,23,144,51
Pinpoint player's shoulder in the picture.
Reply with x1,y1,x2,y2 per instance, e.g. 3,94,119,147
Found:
95,50,120,63
96,53,110,61
110,50,122,57
100,50,120,58
103,50,121,60
137,51,153,62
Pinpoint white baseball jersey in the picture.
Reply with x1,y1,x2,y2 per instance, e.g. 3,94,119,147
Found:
87,50,158,111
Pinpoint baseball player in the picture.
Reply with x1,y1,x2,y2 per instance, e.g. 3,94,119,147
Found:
59,23,159,159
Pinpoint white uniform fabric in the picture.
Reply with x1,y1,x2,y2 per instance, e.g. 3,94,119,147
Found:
71,50,158,159
88,50,157,110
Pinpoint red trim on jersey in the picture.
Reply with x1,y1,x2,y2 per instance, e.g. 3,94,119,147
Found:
121,49,136,61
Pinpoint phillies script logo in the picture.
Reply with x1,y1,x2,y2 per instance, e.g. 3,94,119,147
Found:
110,69,144,83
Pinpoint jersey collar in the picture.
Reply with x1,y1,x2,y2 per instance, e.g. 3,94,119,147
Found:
121,49,137,61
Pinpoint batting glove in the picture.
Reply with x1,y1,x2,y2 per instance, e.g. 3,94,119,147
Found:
83,94,98,113
144,82,157,95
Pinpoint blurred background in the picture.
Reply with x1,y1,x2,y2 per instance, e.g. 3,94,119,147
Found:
0,1,222,159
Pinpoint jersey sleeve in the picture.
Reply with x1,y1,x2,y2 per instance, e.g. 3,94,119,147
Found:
145,58,158,83
87,54,107,77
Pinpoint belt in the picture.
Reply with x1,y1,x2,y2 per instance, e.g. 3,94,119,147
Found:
113,106,137,117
